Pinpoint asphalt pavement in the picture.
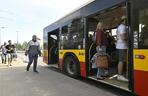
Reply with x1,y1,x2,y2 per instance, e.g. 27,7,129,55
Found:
0,53,125,96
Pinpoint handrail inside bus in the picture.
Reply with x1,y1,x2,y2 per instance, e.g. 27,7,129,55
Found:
88,42,95,71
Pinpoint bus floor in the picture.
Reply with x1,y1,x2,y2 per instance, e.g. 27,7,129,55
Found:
88,75,128,90
49,63,59,68
88,67,129,91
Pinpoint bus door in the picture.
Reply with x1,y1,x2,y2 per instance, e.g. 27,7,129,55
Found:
132,0,148,95
48,29,59,64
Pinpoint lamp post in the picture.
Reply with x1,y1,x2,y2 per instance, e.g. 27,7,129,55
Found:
0,27,5,46
16,31,19,44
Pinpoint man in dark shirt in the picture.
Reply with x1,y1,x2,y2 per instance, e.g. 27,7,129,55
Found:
5,40,15,66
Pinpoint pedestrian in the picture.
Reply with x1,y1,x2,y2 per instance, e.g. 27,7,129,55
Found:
116,16,128,82
25,35,41,73
0,42,7,64
13,44,17,61
94,22,108,80
5,40,15,66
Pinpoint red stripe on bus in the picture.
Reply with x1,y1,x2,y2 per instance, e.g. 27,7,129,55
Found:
43,56,48,64
80,62,86,77
134,70,148,96
59,58,63,70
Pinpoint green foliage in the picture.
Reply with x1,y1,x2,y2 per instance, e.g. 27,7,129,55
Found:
15,41,28,51
22,41,28,50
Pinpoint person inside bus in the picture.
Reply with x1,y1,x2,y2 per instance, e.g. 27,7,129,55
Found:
116,16,128,82
106,32,116,55
94,22,108,80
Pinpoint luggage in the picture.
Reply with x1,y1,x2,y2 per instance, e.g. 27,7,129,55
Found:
96,53,108,68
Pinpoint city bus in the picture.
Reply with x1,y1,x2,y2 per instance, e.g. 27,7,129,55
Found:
43,0,148,95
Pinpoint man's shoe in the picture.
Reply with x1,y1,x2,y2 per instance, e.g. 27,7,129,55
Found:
34,70,39,73
117,75,128,82
26,67,29,71
26,65,30,71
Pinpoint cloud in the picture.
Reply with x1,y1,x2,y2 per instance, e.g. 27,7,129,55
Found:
0,0,92,44
27,0,91,9
0,9,15,15
27,0,52,7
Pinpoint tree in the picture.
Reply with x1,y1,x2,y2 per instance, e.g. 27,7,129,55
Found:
15,43,22,51
22,41,28,51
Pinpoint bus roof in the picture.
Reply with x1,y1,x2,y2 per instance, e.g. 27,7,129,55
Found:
44,0,126,33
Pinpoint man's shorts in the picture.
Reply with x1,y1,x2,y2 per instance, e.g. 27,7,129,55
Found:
118,49,127,62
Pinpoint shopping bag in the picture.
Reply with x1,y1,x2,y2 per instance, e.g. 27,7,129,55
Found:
23,56,29,63
96,54,108,68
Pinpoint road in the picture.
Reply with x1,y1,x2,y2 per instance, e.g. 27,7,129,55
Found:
0,53,127,96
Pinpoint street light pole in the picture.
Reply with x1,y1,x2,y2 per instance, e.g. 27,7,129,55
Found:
0,27,5,46
16,31,19,44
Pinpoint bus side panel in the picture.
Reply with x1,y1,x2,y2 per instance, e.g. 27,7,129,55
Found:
59,50,86,77
134,50,148,96
134,70,148,96
59,58,63,70
79,62,86,77
43,50,48,64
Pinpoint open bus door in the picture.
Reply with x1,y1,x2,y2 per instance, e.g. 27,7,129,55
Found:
132,0,148,95
48,29,59,65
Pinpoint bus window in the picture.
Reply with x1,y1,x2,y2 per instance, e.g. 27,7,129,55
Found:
60,25,68,49
88,31,94,39
61,19,84,49
50,35,57,40
139,8,148,48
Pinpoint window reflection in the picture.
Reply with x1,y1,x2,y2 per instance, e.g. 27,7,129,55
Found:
139,8,148,48
60,19,84,49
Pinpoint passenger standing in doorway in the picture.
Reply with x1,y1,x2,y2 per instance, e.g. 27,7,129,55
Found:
95,22,108,79
116,16,128,82
6,40,15,66
25,35,41,73
0,42,7,64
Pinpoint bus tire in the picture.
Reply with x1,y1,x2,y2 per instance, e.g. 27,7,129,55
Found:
64,55,80,78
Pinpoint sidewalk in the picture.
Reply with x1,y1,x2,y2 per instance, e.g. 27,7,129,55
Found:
0,58,25,68
0,57,47,68
0,59,118,96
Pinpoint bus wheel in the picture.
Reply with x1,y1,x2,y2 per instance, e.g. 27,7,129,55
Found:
64,55,80,78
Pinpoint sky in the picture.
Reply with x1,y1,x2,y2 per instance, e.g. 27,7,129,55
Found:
0,0,91,45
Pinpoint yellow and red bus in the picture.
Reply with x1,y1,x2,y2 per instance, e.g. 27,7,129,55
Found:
43,0,148,95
